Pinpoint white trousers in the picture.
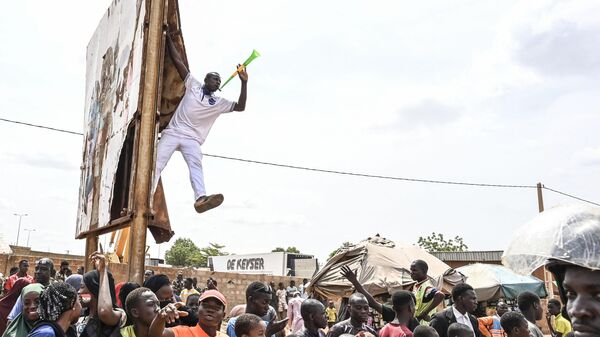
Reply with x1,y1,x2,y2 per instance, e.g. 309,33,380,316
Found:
153,133,206,200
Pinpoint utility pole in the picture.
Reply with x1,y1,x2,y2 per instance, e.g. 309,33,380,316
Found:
13,213,28,246
24,228,36,247
536,182,544,213
537,182,555,299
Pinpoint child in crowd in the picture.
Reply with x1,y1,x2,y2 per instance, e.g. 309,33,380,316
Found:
379,290,415,337
413,326,439,337
447,323,473,337
234,314,266,337
122,287,159,337
185,294,200,313
325,301,338,328
500,312,530,337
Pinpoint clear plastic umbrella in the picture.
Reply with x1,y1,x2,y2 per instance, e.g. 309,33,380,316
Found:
502,204,600,275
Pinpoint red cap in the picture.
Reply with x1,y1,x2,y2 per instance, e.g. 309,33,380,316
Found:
199,290,227,308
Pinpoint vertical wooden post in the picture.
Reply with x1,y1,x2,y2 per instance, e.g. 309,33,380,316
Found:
84,235,98,273
536,182,555,300
537,182,544,213
128,0,166,284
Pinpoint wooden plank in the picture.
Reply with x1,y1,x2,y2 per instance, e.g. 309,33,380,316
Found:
128,0,167,284
76,213,134,239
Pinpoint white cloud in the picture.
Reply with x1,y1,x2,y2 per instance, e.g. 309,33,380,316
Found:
393,99,461,130
5,152,78,171
572,147,600,168
512,10,600,77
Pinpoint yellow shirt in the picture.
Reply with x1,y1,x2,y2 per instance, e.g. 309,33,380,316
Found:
120,326,136,337
180,288,200,303
553,314,572,335
325,307,337,322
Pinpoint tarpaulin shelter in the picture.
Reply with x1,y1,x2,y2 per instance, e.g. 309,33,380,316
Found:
308,235,465,299
457,263,547,301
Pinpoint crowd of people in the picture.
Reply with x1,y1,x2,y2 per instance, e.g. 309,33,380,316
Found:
0,242,595,337
331,260,577,337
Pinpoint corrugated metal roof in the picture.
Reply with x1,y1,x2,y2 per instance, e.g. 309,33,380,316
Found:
431,251,503,262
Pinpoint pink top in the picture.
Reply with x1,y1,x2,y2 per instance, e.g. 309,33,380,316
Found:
287,297,305,334
379,323,414,337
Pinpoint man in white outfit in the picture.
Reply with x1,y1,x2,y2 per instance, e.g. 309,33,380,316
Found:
154,32,248,213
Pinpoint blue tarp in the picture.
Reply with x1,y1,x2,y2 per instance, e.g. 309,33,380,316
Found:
457,263,547,301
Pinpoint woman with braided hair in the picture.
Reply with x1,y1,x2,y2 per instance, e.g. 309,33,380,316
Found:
28,282,81,337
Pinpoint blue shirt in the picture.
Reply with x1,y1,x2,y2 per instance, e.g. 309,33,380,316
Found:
28,324,57,337
227,316,275,337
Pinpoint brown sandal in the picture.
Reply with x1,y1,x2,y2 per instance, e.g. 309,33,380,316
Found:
194,194,224,213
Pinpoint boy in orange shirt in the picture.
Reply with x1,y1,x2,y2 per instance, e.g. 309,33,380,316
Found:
149,290,227,337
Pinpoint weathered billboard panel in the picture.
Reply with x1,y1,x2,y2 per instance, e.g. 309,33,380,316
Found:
77,0,146,236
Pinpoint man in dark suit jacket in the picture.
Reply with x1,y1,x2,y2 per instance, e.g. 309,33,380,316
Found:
430,283,483,337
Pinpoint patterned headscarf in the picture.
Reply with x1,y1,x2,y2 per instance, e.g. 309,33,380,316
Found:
38,282,77,321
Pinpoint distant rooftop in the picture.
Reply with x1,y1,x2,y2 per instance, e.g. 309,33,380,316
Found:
431,250,503,262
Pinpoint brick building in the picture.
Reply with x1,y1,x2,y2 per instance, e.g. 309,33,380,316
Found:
0,245,303,310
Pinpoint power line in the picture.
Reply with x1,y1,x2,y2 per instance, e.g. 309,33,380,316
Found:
0,117,83,136
542,186,600,207
1,116,598,206
203,153,536,188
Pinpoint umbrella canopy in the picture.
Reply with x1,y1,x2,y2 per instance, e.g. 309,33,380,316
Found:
502,204,600,275
308,235,465,299
457,263,547,301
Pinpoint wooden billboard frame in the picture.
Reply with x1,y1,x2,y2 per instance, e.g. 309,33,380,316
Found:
81,0,189,283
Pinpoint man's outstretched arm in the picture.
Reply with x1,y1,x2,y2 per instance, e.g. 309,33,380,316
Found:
340,265,383,313
233,64,248,111
166,33,189,81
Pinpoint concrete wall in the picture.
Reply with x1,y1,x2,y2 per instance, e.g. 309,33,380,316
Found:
1,246,303,310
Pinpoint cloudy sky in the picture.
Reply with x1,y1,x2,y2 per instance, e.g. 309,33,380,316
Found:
1,0,599,263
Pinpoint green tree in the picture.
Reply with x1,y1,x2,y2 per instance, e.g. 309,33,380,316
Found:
165,240,229,267
329,241,354,258
417,232,468,252
200,242,229,265
285,246,300,254
164,238,203,267
272,247,301,253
